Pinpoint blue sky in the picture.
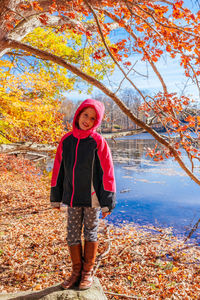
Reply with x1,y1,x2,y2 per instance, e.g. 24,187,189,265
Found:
67,58,198,103
66,0,200,104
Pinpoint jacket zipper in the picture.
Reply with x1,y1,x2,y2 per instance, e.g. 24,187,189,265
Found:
91,153,95,195
70,138,80,207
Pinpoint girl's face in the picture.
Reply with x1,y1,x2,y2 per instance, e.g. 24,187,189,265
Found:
78,107,97,131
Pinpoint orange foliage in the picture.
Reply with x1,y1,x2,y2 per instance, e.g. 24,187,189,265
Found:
1,0,200,176
0,155,199,297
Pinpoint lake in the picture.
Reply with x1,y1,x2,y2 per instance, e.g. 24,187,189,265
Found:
107,133,200,244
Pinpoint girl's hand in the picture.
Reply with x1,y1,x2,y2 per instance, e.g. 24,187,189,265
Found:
102,212,111,219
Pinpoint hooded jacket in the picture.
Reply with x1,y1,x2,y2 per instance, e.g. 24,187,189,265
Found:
50,99,116,212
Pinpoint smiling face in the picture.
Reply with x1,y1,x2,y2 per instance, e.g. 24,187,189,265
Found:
78,107,97,131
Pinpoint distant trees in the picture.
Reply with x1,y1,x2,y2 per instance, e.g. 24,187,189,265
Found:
119,89,142,130
60,100,75,129
94,89,145,132
1,0,200,184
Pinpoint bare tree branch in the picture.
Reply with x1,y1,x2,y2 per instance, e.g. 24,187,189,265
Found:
99,8,168,94
84,0,146,101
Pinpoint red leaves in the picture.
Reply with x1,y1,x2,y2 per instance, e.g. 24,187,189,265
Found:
5,23,14,30
166,45,172,52
86,30,92,38
139,91,200,162
97,224,200,298
109,46,118,54
173,0,184,9
137,39,145,48
49,1,57,14
172,3,184,19
32,1,43,11
176,125,188,132
123,61,131,67
197,116,200,125
39,14,49,25
4,11,18,31
0,158,200,297
115,40,128,54
18,4,31,10
185,115,196,127
146,145,165,161
93,46,121,61
67,12,76,19
93,49,106,60
0,154,40,178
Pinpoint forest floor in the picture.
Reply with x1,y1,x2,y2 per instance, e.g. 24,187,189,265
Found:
0,154,200,299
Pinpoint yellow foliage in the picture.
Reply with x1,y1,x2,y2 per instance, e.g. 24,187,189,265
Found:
0,60,65,144
0,25,115,144
23,26,115,89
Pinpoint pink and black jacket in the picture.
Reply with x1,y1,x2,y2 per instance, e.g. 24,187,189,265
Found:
50,99,116,212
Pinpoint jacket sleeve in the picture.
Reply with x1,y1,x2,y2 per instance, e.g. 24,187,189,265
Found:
50,140,64,208
96,136,116,212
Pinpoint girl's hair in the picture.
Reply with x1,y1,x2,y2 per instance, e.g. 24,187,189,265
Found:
75,107,86,129
75,106,97,129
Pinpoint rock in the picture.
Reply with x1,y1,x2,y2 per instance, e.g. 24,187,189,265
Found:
120,189,131,193
0,277,107,300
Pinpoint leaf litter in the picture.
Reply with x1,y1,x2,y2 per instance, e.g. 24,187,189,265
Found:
0,154,199,299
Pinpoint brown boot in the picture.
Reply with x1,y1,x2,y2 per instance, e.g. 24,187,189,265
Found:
61,243,82,289
79,241,98,290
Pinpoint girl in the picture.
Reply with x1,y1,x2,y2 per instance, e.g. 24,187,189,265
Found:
50,99,116,290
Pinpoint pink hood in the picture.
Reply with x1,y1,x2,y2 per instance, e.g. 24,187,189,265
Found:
72,99,105,138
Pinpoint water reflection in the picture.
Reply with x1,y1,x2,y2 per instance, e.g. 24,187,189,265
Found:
109,136,157,165
107,134,200,244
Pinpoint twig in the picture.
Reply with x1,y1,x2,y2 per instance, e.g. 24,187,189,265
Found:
184,218,200,242
118,245,130,257
99,7,168,94
84,0,146,101
133,1,199,38
0,207,52,217
114,63,137,94
104,291,144,299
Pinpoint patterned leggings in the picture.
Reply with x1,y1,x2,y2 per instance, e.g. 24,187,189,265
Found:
67,207,100,246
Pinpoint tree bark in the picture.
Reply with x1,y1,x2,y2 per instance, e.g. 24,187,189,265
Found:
0,0,92,57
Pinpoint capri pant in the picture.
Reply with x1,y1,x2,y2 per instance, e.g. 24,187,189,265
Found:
67,207,101,246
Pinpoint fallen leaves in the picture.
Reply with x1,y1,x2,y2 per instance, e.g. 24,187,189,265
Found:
98,224,200,299
0,155,200,299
